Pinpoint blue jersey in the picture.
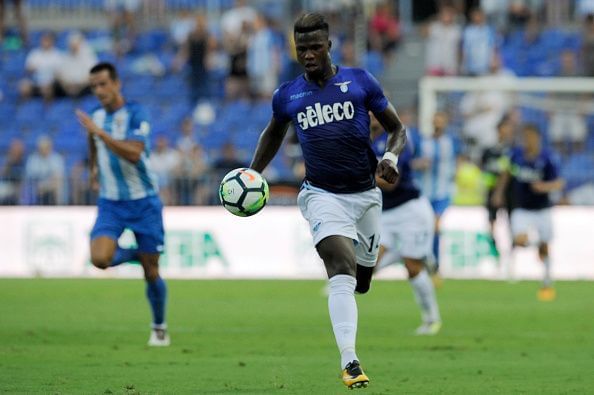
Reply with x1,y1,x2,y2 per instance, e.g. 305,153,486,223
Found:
416,133,460,201
272,66,389,193
90,102,159,200
373,132,420,210
509,147,560,210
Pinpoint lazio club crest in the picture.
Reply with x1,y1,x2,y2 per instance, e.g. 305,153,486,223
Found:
334,81,351,93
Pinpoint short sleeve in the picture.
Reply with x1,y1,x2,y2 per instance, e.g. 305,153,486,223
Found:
362,70,389,114
127,106,151,143
272,87,291,123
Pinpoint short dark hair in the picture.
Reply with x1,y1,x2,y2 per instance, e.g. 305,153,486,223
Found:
90,62,119,81
294,13,329,36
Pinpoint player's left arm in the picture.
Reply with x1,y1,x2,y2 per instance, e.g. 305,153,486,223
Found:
374,102,407,184
76,109,145,164
531,156,565,193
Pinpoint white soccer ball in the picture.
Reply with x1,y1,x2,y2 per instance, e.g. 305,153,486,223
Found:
219,168,269,217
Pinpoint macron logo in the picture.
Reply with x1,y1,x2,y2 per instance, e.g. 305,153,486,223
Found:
297,101,355,130
290,91,313,101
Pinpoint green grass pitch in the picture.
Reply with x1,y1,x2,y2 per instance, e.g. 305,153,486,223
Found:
1,279,593,394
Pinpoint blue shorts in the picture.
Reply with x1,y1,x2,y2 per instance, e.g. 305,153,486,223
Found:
91,195,164,254
430,198,451,217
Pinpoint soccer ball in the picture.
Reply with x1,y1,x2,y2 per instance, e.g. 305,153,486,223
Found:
219,168,269,217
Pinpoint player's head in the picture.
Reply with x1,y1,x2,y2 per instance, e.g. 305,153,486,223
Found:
89,62,122,109
522,123,541,152
432,111,449,134
293,13,332,78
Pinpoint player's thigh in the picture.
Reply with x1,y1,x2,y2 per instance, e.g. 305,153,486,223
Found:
354,189,382,267
297,186,358,246
90,199,126,259
316,235,357,277
535,209,554,243
382,198,433,262
510,208,534,240
129,196,165,254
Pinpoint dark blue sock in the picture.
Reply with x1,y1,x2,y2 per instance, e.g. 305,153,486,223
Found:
111,247,139,267
433,232,440,271
146,277,167,326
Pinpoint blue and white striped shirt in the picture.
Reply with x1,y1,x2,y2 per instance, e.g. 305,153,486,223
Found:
416,133,460,201
91,102,159,200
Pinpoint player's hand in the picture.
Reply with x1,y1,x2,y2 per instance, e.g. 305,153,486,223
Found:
531,181,548,194
90,167,99,192
75,109,100,136
376,159,399,184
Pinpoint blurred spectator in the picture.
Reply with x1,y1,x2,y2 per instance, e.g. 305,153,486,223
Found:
173,143,210,205
507,1,533,31
105,0,140,56
0,0,28,45
69,157,94,205
169,9,195,50
175,116,199,153
548,50,588,155
150,136,180,205
220,0,257,39
581,14,594,77
212,141,245,176
173,13,215,103
460,55,513,161
19,32,63,101
424,5,462,76
221,0,256,100
576,0,594,19
340,39,356,67
481,0,509,31
55,31,98,98
247,13,280,100
368,0,401,63
461,8,497,76
0,138,26,205
23,135,66,205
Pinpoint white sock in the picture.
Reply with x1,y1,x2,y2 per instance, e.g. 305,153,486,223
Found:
543,256,552,287
328,274,358,369
409,270,441,324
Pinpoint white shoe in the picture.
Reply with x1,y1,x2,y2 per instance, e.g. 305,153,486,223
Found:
148,328,170,347
415,321,442,336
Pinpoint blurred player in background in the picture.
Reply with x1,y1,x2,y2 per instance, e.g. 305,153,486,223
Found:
371,114,442,336
492,123,564,301
249,13,406,389
75,62,169,346
412,111,460,282
481,115,515,256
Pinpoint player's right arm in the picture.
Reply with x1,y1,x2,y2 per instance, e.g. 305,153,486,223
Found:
249,117,290,173
76,109,145,164
87,134,99,191
250,85,291,173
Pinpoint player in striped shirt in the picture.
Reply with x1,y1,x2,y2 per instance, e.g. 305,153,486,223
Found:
413,111,461,279
75,62,169,346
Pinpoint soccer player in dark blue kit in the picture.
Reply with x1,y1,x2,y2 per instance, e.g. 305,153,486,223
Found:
75,62,169,346
249,13,407,389
370,114,442,336
492,124,564,301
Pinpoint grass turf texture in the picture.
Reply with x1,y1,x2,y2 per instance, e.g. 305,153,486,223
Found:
0,279,593,394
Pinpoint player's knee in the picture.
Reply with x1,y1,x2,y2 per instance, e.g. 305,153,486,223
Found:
90,254,112,270
404,259,424,278
321,249,356,277
513,234,529,247
538,243,549,258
